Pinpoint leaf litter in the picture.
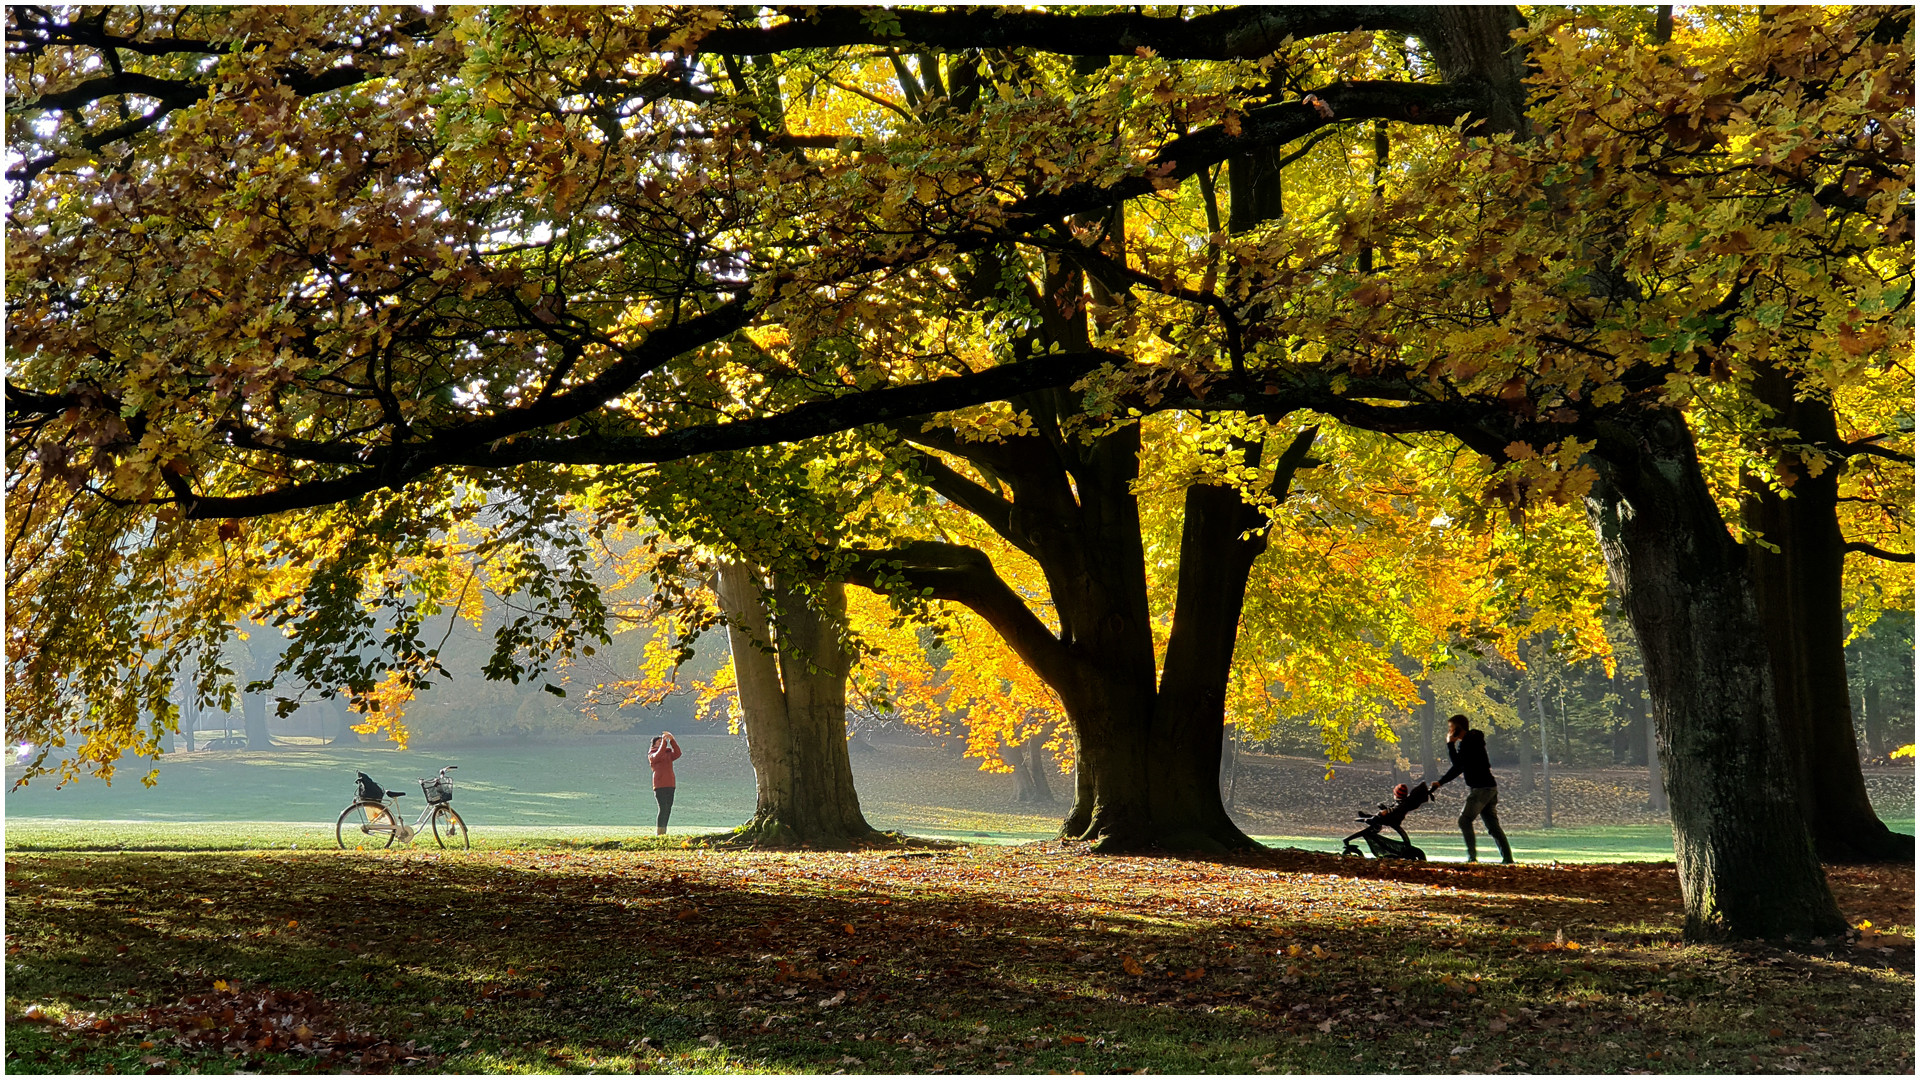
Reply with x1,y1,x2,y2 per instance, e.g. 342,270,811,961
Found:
4,841,1912,1074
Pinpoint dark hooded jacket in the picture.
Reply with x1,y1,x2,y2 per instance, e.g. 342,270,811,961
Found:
1437,729,1496,789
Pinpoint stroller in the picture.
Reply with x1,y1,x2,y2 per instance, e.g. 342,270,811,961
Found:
1342,781,1433,860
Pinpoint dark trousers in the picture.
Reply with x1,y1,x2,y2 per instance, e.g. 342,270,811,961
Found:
654,786,675,830
1459,785,1513,862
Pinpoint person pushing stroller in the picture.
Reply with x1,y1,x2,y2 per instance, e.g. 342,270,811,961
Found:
1343,780,1435,859
1428,713,1515,864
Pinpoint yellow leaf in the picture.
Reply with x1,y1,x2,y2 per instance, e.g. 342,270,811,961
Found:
212,980,229,992
1121,954,1143,976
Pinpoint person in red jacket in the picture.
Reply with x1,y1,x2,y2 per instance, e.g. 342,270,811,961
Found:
648,731,682,836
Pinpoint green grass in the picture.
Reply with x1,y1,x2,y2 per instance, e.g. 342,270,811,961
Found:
5,737,764,831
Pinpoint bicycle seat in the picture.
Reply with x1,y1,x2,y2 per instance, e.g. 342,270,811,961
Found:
387,790,407,799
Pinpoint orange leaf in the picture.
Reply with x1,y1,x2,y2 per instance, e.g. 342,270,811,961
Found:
1121,955,1143,976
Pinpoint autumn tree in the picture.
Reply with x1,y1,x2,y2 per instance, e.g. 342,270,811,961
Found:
1189,6,1906,934
7,5,1907,939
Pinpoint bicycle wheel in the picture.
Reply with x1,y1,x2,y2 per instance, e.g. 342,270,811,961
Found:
431,805,469,849
336,802,398,849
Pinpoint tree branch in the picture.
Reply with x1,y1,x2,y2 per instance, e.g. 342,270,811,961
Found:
901,451,1026,555
838,541,1075,688
691,7,1436,61
1840,437,1916,464
171,349,1126,519
1843,542,1915,563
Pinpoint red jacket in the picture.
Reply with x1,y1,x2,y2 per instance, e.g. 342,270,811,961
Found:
648,738,682,789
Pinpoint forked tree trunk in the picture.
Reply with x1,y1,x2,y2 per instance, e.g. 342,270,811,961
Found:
1586,407,1845,941
715,563,876,846
1741,368,1911,862
1149,471,1281,852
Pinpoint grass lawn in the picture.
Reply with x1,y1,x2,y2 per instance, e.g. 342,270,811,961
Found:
4,842,1912,1075
4,737,766,833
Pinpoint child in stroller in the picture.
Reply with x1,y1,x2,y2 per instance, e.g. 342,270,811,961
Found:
1342,781,1433,860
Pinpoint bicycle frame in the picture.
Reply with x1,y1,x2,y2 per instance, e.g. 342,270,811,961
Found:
361,799,439,844
339,766,464,849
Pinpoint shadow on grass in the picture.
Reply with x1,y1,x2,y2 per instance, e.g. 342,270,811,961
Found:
6,845,1912,1076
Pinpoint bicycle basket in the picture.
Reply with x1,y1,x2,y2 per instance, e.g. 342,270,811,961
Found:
421,775,453,804
355,772,385,803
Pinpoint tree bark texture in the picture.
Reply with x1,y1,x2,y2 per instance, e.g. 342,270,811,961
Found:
715,563,876,846
1740,368,1911,862
1640,673,1668,812
1586,407,1845,941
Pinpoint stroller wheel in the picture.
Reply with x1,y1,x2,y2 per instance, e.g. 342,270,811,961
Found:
1342,843,1362,857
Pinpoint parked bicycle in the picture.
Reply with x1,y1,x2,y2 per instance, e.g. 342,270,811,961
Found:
336,766,469,850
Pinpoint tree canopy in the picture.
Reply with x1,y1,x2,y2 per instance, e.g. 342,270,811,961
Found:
6,4,1911,938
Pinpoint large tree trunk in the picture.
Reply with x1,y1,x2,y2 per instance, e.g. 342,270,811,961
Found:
1586,407,1845,941
1150,479,1268,852
857,151,1315,853
715,563,876,846
1057,669,1157,847
1741,369,1911,862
